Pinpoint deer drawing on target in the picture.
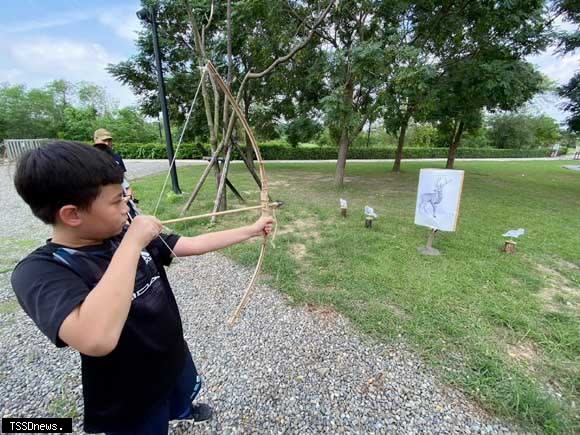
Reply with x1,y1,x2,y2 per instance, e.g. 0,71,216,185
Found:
414,169,464,255
419,176,451,219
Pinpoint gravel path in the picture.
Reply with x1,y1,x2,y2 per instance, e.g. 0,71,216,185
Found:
123,159,202,181
0,161,520,434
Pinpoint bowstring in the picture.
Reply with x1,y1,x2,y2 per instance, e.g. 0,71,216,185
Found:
126,213,180,260
270,207,278,248
146,64,278,268
153,66,207,217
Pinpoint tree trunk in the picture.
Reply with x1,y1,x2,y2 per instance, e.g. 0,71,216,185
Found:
217,0,233,212
446,119,465,169
209,74,220,143
201,74,221,189
212,144,233,221
335,128,349,186
392,111,412,172
243,91,254,163
335,78,354,186
186,7,220,186
222,0,233,135
200,74,223,190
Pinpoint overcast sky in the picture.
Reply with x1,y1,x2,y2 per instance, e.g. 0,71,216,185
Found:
1,0,578,123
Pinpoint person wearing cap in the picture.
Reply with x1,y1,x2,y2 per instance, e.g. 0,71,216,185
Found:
94,129,137,217
94,128,127,173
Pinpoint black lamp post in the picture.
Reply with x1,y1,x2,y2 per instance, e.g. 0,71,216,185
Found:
137,6,181,194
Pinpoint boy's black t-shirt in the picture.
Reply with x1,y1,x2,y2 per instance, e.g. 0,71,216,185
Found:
11,231,186,433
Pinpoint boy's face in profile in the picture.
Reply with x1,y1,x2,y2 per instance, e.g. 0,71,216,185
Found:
75,184,129,240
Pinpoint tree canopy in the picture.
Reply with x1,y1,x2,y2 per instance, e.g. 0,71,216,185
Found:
555,0,580,133
0,80,158,142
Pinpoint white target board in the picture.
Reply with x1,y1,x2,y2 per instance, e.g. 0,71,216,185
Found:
414,169,464,232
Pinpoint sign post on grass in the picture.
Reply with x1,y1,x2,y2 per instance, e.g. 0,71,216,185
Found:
414,169,465,255
340,198,348,217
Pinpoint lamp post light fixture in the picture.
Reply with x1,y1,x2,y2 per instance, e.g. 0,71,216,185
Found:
137,6,182,194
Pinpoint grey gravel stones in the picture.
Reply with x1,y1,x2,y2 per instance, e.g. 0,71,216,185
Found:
165,253,518,434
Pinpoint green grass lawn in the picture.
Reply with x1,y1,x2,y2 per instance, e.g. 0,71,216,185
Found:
133,160,579,434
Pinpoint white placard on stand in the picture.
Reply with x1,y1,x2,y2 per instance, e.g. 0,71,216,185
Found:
414,168,464,232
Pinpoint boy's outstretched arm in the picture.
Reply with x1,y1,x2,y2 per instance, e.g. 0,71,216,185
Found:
172,216,274,257
58,216,162,357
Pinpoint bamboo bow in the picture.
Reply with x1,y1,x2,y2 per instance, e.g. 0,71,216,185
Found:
205,61,272,326
148,62,275,326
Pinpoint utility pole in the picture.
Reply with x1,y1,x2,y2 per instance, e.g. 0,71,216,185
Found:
137,6,181,194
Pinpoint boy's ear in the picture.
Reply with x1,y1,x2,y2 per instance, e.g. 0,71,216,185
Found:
57,205,83,227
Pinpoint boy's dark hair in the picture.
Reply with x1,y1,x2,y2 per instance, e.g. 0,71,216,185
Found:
14,141,124,224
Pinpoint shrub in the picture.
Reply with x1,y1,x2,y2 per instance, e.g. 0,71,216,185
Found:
407,124,438,147
115,143,210,159
114,142,552,160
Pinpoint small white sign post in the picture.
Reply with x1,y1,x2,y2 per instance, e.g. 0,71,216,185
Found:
340,198,348,217
414,168,465,255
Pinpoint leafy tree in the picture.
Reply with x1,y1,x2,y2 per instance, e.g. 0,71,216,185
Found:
555,0,580,133
461,127,491,149
431,59,546,168
100,107,160,143
533,114,561,146
62,106,98,141
554,0,580,55
560,129,578,148
108,0,194,124
406,122,438,147
229,1,329,138
382,43,438,171
488,113,560,149
0,84,58,139
108,0,329,146
318,0,409,185
77,81,112,115
45,79,76,135
0,80,154,143
412,0,550,168
0,84,28,139
286,116,322,147
560,75,580,133
488,114,537,149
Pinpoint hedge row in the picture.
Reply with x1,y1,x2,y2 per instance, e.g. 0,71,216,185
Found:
115,142,554,160
115,143,208,160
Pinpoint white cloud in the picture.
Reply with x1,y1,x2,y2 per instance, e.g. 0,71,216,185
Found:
98,8,143,42
528,47,580,85
554,14,577,33
10,38,117,76
1,37,136,107
525,92,569,124
1,5,143,40
526,46,579,123
3,11,90,33
0,68,25,84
